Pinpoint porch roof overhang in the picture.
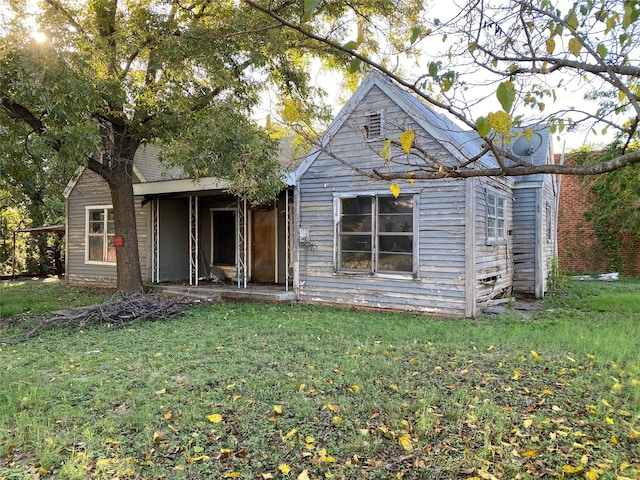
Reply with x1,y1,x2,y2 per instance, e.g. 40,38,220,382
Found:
133,177,229,196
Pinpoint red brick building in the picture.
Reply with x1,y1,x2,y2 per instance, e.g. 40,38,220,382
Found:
557,154,640,275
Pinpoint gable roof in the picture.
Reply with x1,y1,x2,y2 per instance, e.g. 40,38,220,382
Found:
290,70,552,185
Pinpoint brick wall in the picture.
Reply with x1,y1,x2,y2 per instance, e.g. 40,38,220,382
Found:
557,157,640,275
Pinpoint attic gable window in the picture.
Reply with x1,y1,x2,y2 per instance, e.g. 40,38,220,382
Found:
364,110,384,140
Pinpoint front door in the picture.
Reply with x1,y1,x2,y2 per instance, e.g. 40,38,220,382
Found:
251,207,276,283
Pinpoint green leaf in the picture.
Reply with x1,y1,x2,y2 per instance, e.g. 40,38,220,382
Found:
623,2,640,29
349,58,361,74
597,43,608,59
303,0,320,20
476,116,491,137
565,9,579,31
428,61,440,79
568,37,582,57
410,26,422,44
496,81,516,113
343,40,358,50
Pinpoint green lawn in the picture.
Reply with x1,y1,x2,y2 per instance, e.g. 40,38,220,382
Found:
0,279,638,479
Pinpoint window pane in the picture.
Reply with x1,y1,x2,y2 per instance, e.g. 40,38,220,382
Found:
497,219,505,238
341,252,372,270
379,196,413,214
88,236,104,261
379,235,413,253
487,217,496,238
497,199,504,219
379,214,413,232
341,235,372,253
106,209,115,234
378,252,413,272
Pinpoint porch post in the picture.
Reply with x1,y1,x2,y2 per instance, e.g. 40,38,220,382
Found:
237,196,248,288
285,188,289,291
189,195,199,286
151,198,159,283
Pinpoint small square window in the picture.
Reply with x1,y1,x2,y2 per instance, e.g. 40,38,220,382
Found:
486,193,506,242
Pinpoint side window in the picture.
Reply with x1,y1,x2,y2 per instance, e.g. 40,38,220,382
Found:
486,193,506,242
86,206,116,263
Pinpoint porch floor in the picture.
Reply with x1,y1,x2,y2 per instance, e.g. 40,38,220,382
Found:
154,283,296,304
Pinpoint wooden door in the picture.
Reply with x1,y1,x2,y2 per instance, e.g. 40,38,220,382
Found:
252,208,276,283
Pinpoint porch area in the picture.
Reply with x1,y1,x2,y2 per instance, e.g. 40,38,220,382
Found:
154,282,296,304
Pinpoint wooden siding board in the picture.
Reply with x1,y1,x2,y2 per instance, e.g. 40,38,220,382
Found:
66,168,149,287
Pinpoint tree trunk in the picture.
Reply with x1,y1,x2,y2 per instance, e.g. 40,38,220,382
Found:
105,161,145,294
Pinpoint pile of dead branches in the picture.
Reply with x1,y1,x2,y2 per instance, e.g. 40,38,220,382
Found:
0,293,191,345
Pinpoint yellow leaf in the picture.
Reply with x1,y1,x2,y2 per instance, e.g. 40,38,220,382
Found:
629,427,640,438
323,403,340,413
278,464,291,475
332,415,342,423
163,411,172,420
561,465,584,474
568,37,582,57
512,369,522,380
487,111,512,135
398,434,414,452
610,435,618,444
350,384,360,392
273,405,283,414
522,449,536,457
207,413,223,423
281,99,299,123
523,418,534,428
585,469,598,480
400,130,415,154
261,473,275,479
152,431,166,443
619,90,627,102
606,417,614,424
223,472,241,478
381,138,391,161
298,470,310,480
283,428,298,441
611,382,623,392
530,350,543,362
390,183,401,199
154,388,166,396
545,37,556,54
186,455,210,463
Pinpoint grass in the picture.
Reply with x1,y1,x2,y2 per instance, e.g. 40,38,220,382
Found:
0,279,113,319
0,279,639,479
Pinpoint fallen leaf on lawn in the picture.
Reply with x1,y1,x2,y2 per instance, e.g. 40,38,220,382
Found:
323,403,340,413
298,470,310,480
522,449,536,457
278,464,290,475
163,411,172,420
154,388,166,396
561,465,584,474
223,472,241,478
398,434,414,452
282,428,298,441
261,474,275,479
152,431,166,443
186,455,210,463
523,418,534,428
629,427,640,438
273,405,283,414
585,469,598,480
349,385,360,393
513,369,522,380
207,413,223,423
530,350,543,362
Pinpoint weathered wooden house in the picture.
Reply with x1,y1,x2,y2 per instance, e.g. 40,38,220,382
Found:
64,70,557,317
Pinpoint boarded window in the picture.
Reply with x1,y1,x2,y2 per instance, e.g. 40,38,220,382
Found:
338,194,414,274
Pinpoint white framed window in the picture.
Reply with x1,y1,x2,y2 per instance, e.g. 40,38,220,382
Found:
486,193,506,242
364,110,385,140
337,194,416,275
85,206,116,264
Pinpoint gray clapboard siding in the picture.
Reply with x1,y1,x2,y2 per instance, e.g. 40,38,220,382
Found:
65,168,149,287
297,85,471,315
